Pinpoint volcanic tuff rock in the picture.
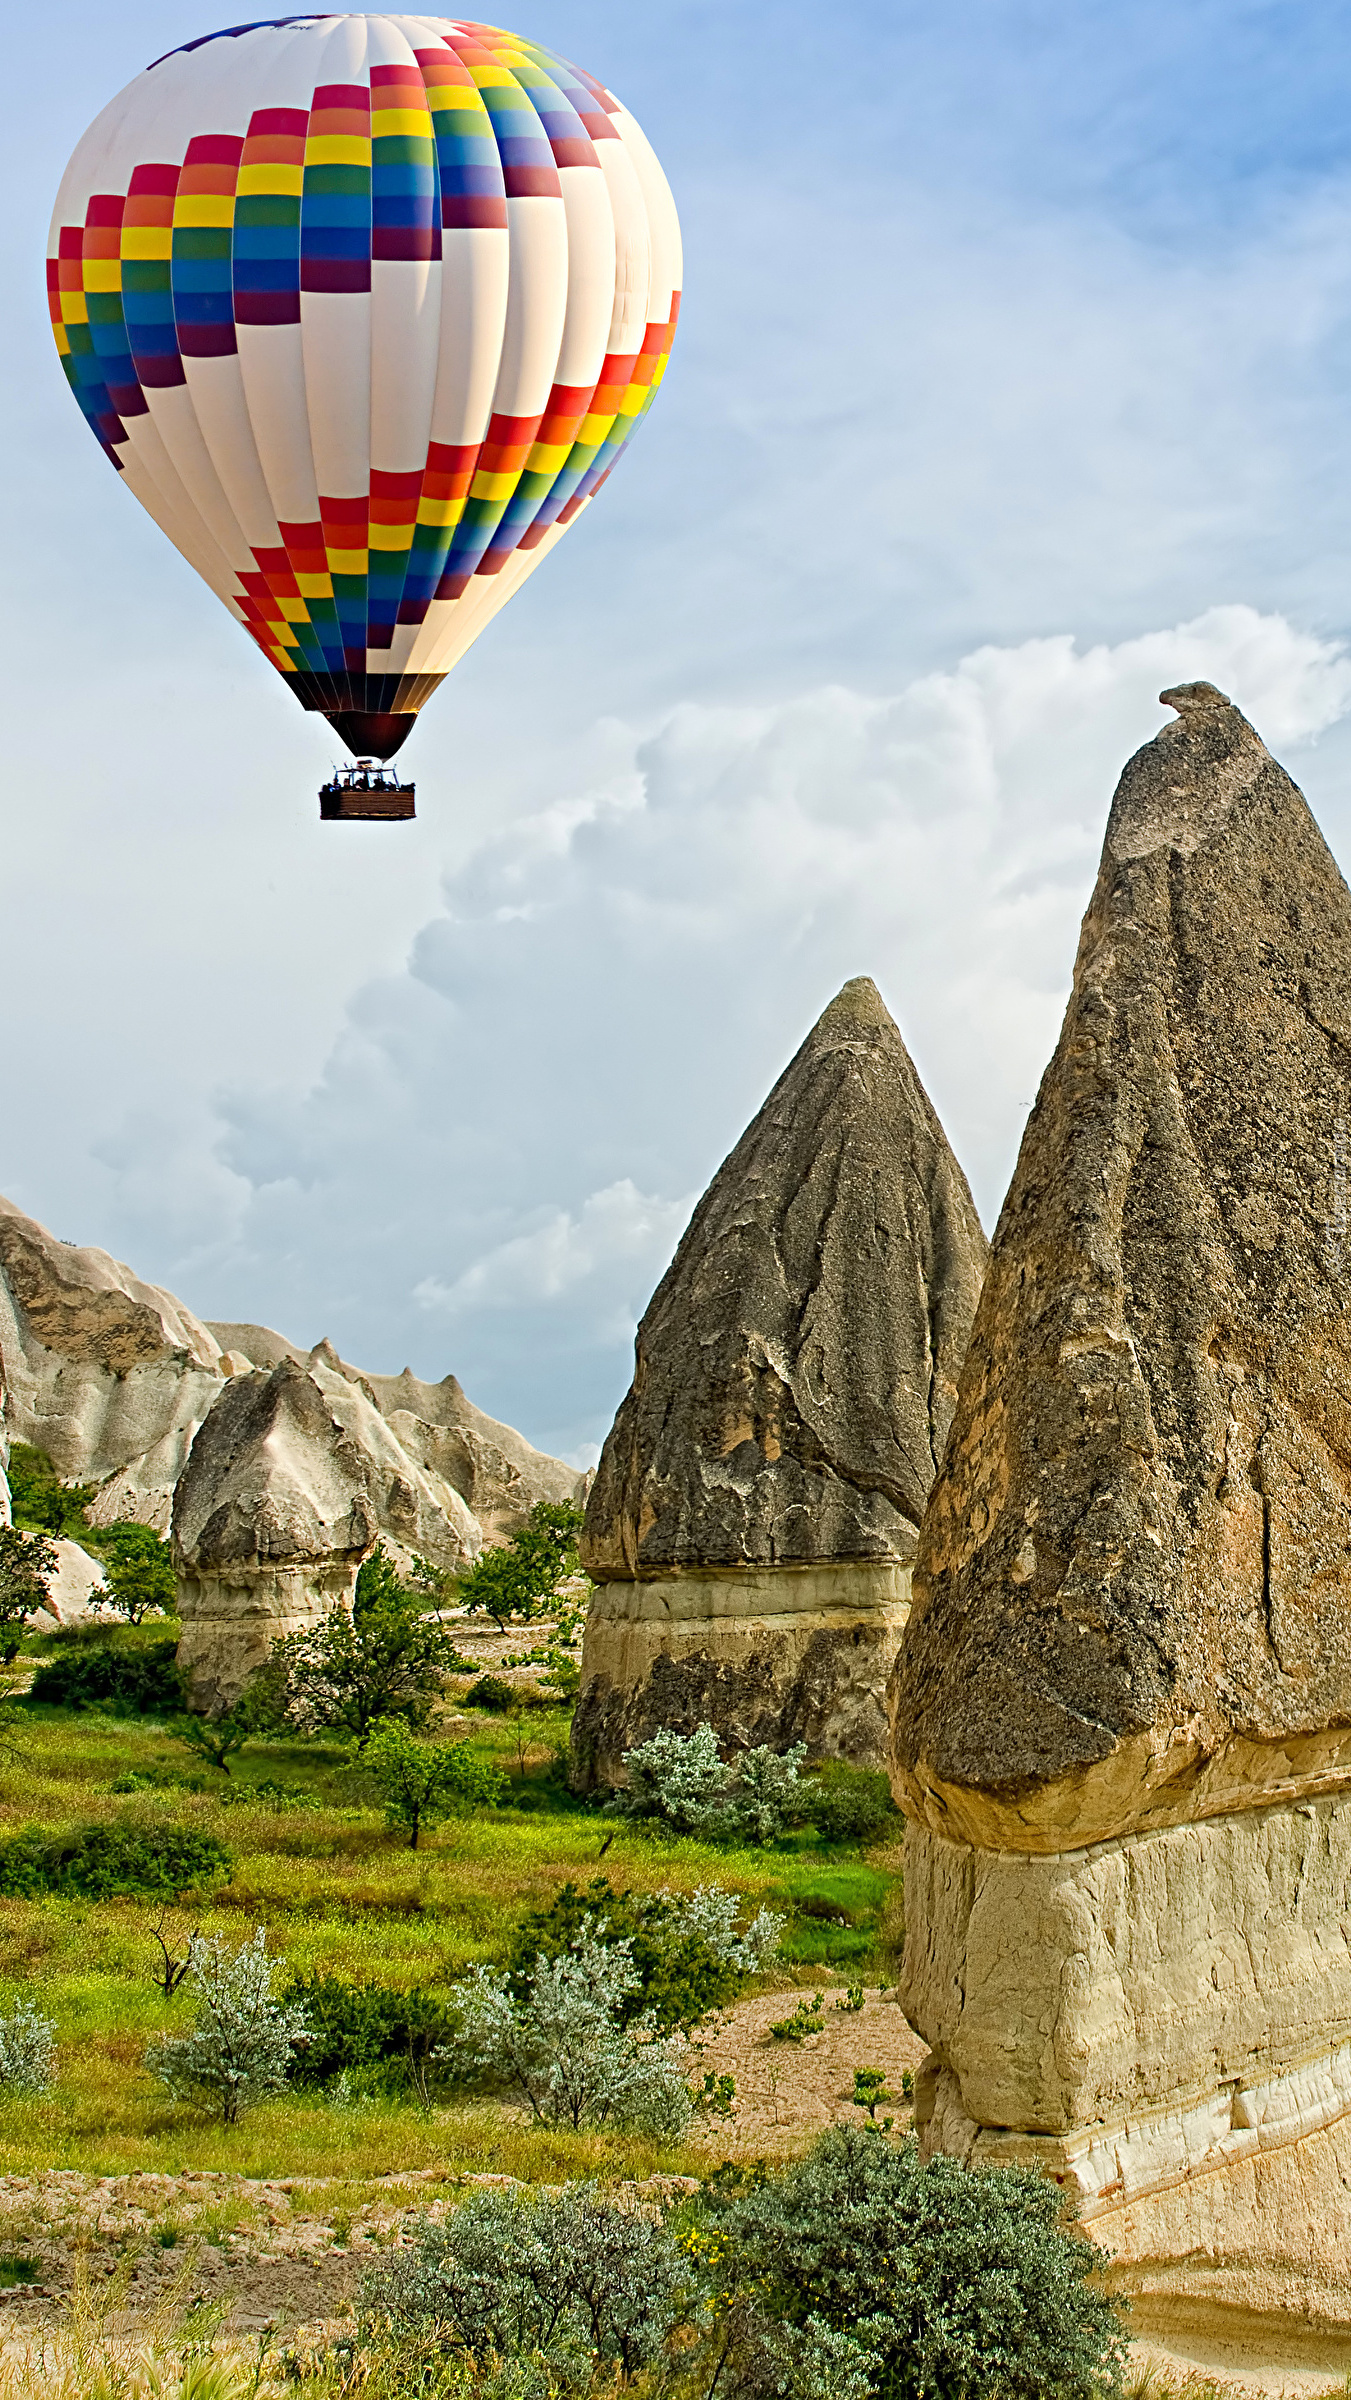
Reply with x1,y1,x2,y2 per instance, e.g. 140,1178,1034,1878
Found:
891,685,1351,2344
207,1329,584,1544
892,682,1351,1850
173,1356,480,1710
0,1196,224,1532
575,977,988,1778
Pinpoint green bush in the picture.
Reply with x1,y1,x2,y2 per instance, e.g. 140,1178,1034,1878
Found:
0,1821,232,1899
281,1970,461,2100
259,1542,459,1751
509,1877,781,2032
28,1638,186,1716
803,1766,897,1847
462,1673,516,1712
687,2126,1127,2400
0,1527,58,1661
100,1523,177,1623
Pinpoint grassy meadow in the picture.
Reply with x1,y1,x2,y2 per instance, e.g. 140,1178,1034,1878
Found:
0,1632,903,2185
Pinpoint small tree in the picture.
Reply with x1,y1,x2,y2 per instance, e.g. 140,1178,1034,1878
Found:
5,1444,95,1539
263,1543,458,1752
0,1998,57,2094
448,1926,694,2136
100,1524,176,1624
168,1695,258,1776
365,1720,505,1848
148,1927,308,2123
0,1528,58,1662
457,1500,584,1636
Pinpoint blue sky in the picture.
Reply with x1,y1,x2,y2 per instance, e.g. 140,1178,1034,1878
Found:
6,1,1351,1461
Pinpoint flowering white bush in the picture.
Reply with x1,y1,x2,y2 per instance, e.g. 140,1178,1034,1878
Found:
447,1926,693,2136
0,1997,56,2095
148,1927,309,2124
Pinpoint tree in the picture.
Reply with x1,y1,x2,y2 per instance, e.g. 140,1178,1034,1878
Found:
262,1542,458,1752
100,1523,176,1624
168,1694,259,1776
365,1719,505,1848
457,1500,584,1636
448,1926,694,2136
148,1926,309,2124
509,1878,782,2031
5,1444,95,1539
0,1528,57,1661
688,2126,1127,2400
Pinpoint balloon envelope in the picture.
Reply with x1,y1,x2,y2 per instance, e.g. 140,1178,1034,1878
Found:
49,14,681,758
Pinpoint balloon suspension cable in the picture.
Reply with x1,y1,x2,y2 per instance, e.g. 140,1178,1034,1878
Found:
318,758,416,823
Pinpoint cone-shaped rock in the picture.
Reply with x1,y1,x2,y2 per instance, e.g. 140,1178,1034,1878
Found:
892,686,1351,2343
574,977,988,1779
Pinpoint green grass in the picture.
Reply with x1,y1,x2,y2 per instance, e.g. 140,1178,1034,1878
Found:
0,1674,902,2181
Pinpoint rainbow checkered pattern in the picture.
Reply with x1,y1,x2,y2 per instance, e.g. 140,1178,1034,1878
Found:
49,15,681,751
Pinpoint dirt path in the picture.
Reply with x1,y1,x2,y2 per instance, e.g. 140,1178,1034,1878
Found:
689,1985,925,2152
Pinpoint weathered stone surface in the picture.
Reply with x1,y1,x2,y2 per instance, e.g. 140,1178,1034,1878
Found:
208,1329,584,1543
575,978,987,1776
40,1538,108,1626
173,1356,479,1710
892,684,1351,1853
0,1196,224,1532
892,686,1351,2331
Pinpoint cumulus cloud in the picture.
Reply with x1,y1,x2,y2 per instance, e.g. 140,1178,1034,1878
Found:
181,603,1351,1459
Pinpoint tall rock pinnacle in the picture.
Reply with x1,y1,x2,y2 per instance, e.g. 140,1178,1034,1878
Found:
893,683,1351,1848
574,977,988,1778
892,687,1351,2336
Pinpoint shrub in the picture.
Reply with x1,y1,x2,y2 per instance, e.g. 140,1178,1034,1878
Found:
0,1528,58,1660
0,1999,56,2095
167,1695,260,1775
509,1878,782,2031
148,1926,309,2124
463,1673,516,1712
0,1822,231,1900
447,1925,694,2136
260,1542,459,1751
281,1970,461,2102
610,1721,807,1845
803,1767,897,1848
362,2182,692,2386
687,2125,1128,2400
366,1719,505,1847
99,1524,177,1623
456,1501,584,1635
28,1638,186,1716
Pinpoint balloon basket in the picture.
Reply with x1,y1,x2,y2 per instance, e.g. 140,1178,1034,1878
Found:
319,761,415,822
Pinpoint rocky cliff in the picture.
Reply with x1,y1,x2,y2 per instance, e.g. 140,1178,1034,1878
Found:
575,977,988,1778
891,685,1351,2344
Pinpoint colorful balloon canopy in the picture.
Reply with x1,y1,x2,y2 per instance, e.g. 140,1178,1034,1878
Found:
48,14,681,759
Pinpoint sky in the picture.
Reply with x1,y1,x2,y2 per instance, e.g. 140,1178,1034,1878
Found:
7,0,1351,1462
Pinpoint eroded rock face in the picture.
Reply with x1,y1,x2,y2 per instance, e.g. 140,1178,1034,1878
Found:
173,1356,480,1709
892,683,1351,1851
207,1331,584,1544
575,978,988,1778
891,686,1351,2340
0,1197,225,1532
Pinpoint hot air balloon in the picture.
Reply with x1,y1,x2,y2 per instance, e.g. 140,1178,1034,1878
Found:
48,14,681,817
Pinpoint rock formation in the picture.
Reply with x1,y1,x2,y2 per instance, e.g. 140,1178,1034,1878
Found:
891,684,1351,2345
0,1197,225,1532
173,1354,480,1710
575,977,988,1781
207,1327,583,1542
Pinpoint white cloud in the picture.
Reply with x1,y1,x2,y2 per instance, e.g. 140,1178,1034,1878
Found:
168,601,1351,1458
416,1180,695,1323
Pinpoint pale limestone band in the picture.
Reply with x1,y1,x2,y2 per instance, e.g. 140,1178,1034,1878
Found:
583,1559,913,1631
901,1794,1351,2216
